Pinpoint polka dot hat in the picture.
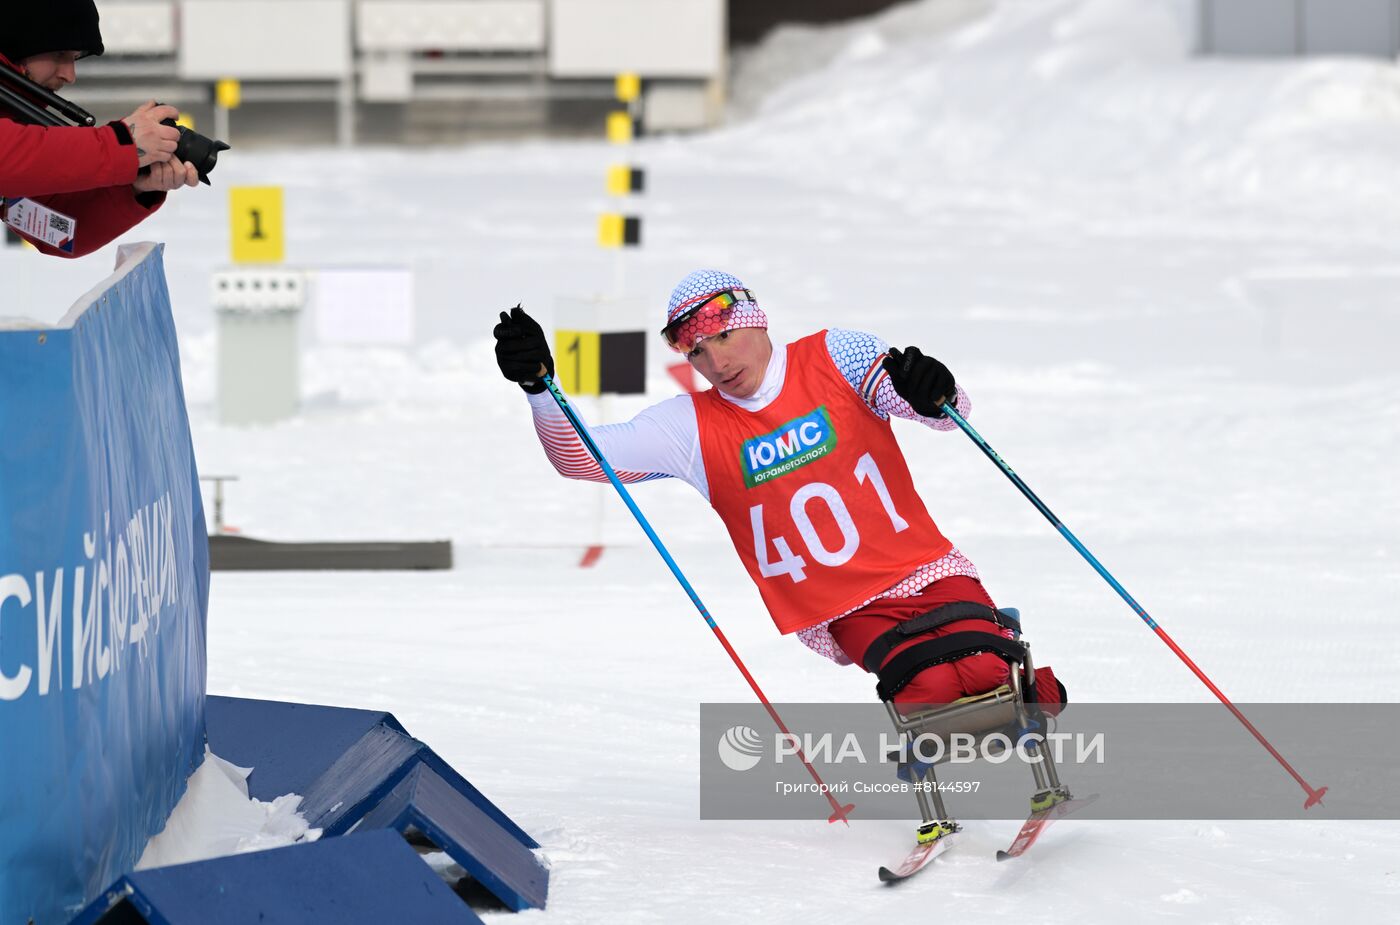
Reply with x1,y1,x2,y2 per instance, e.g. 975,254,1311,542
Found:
662,269,768,353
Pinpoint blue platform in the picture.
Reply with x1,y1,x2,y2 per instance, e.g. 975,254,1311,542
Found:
204,695,548,911
70,829,482,924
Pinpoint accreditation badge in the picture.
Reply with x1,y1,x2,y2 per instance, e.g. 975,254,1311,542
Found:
3,197,77,253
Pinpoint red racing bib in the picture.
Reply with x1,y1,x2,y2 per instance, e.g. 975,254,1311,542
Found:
693,332,953,634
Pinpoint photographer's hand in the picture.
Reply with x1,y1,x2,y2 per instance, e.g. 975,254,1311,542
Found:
134,156,199,193
122,101,181,167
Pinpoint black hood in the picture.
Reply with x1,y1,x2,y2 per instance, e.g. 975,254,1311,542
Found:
0,1,104,64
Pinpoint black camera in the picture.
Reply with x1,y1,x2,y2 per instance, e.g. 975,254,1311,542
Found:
158,116,230,185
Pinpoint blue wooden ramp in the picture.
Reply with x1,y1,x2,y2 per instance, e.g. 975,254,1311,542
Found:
204,695,549,911
70,829,482,924
358,762,549,911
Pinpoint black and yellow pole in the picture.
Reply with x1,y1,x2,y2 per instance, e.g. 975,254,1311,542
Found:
598,72,644,291
568,73,651,567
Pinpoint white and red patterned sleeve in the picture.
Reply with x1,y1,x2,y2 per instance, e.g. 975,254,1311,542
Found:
824,328,970,430
524,390,710,497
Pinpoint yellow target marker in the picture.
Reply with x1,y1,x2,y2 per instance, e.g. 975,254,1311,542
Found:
606,165,645,196
216,78,242,110
229,186,284,264
605,165,630,196
553,329,601,396
552,328,646,395
615,72,641,103
606,111,633,145
597,213,641,248
597,213,623,248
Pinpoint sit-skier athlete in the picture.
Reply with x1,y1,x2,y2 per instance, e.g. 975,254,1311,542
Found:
493,269,1065,713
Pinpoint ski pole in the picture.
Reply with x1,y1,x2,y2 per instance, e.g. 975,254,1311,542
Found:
540,372,856,825
941,402,1327,809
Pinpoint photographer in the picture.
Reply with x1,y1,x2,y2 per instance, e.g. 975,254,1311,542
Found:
1,2,199,258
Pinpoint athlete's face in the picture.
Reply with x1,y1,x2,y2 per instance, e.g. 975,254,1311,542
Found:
687,327,773,399
23,51,80,91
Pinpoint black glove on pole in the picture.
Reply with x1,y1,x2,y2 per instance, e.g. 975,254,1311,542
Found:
493,304,554,394
882,346,955,417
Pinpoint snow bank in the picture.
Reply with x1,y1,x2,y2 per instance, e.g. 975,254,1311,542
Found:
727,0,996,118
136,750,320,870
722,0,1400,213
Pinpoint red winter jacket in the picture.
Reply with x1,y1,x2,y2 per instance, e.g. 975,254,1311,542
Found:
0,52,165,258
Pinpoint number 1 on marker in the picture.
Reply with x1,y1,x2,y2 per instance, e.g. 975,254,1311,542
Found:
229,187,283,263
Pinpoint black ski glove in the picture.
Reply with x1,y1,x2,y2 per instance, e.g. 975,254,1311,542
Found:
882,346,956,418
493,304,554,394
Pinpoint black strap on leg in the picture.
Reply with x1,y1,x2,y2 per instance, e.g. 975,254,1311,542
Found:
874,632,1028,702
860,601,1023,673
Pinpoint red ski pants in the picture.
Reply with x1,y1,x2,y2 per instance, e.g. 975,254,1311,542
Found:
829,576,1062,711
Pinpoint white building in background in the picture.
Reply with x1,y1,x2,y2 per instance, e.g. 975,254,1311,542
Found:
82,0,727,143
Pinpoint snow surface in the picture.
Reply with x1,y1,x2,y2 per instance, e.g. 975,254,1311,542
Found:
25,0,1400,920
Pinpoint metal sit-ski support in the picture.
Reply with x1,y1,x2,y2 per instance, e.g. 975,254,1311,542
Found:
884,636,1069,841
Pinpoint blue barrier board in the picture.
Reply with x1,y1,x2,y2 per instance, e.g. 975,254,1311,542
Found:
0,244,208,925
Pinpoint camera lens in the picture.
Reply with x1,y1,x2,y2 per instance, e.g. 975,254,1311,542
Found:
160,118,231,185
